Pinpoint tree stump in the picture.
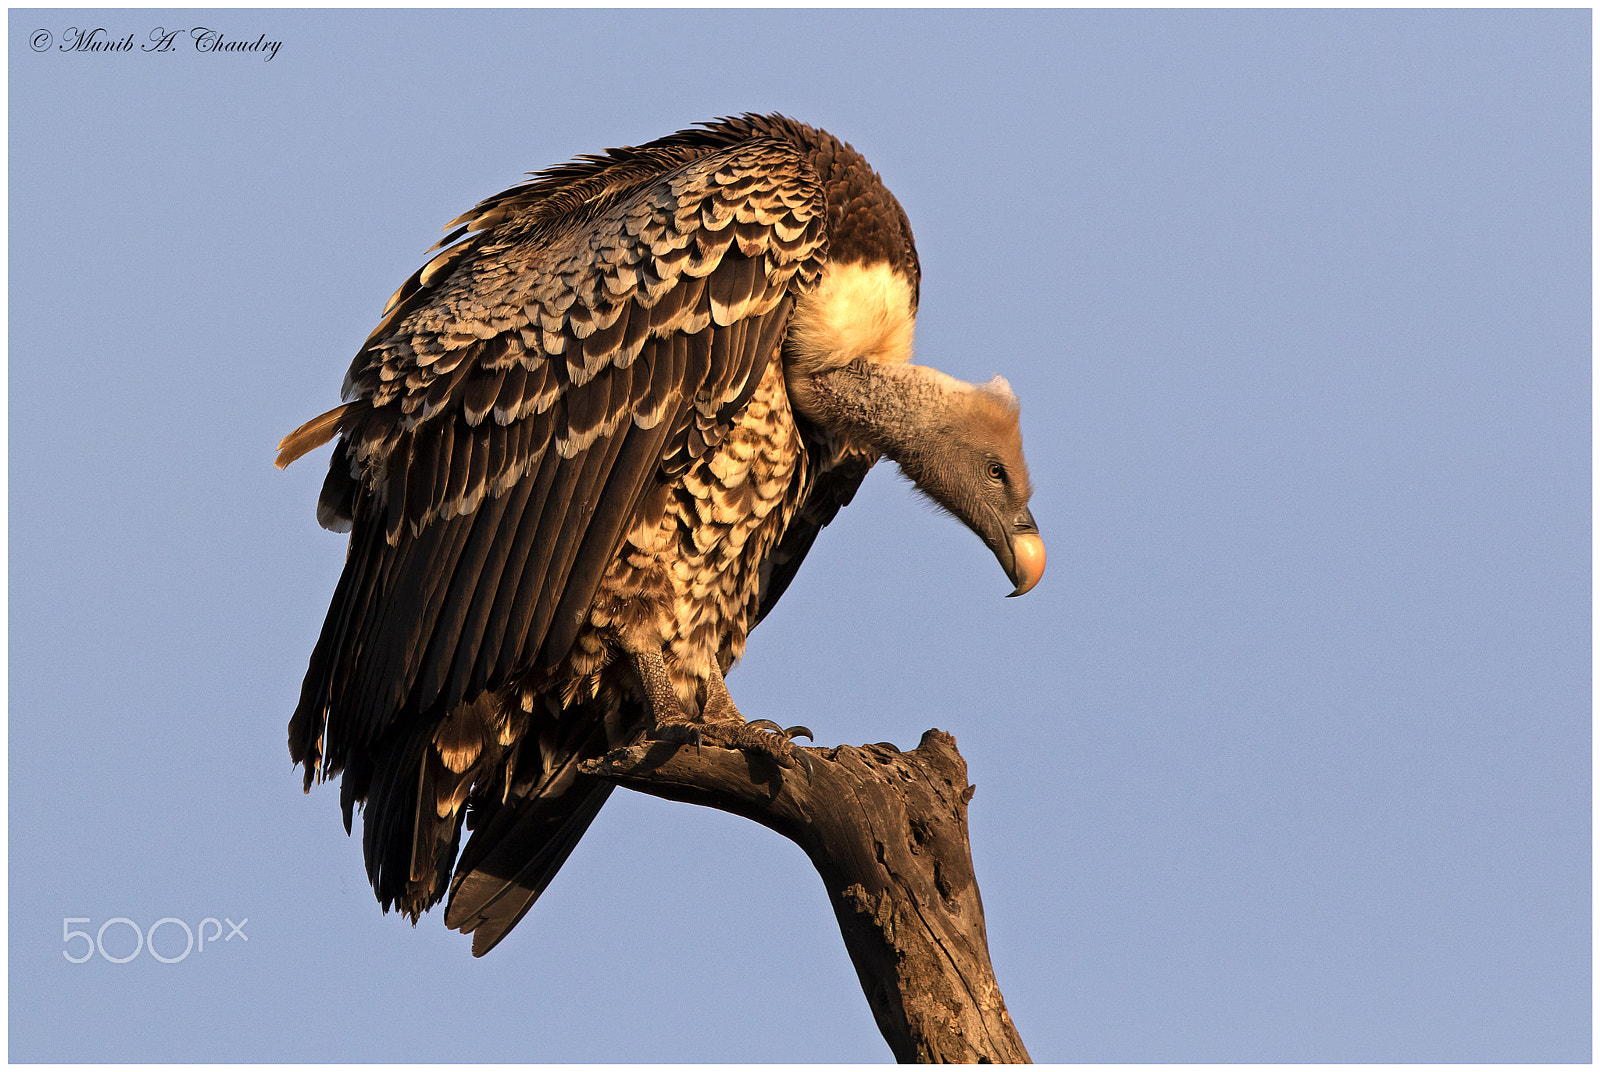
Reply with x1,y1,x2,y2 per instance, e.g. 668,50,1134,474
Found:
583,728,1031,1063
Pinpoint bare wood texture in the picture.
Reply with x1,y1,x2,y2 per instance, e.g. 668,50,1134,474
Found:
582,729,1030,1063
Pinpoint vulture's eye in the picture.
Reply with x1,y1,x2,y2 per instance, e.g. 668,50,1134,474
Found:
987,461,1006,483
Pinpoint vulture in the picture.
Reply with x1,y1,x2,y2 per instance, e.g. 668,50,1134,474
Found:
279,114,1044,956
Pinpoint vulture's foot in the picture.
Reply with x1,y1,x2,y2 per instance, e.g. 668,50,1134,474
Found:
693,719,814,778
628,651,811,776
749,719,814,742
643,713,811,776
699,665,813,777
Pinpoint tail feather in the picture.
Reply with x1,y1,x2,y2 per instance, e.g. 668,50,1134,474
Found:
445,781,614,956
301,636,641,951
362,728,463,918
276,403,354,469
444,700,640,954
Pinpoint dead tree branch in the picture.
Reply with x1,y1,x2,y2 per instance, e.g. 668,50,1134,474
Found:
582,728,1030,1064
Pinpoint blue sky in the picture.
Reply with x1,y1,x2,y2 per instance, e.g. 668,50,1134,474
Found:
9,8,1589,1062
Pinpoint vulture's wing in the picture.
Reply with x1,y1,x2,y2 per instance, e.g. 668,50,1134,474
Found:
282,137,828,926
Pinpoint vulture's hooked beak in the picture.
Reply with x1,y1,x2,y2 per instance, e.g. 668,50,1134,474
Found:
998,508,1045,597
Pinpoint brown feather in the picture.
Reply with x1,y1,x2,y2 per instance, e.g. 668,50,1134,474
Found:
276,403,353,469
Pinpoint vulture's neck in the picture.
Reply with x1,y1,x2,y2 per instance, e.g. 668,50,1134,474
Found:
790,360,976,475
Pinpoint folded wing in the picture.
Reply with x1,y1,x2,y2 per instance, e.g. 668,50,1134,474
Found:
283,134,829,927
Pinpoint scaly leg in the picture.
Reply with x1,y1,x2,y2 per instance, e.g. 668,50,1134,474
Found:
628,646,701,746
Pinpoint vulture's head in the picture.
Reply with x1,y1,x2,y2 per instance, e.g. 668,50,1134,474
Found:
891,374,1044,597
791,361,1045,597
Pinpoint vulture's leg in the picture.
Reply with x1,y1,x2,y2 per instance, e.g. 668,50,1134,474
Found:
698,661,742,725
628,646,702,747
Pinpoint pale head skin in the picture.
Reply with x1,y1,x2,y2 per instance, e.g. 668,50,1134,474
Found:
789,359,1044,597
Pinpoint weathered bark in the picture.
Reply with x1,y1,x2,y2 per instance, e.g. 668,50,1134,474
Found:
581,728,1030,1064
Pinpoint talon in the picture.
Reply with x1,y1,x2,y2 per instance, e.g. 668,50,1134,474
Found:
783,725,813,742
648,722,703,752
747,718,784,733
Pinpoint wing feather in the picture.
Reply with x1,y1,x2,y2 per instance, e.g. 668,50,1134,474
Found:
462,366,505,427
522,423,633,670
415,465,537,712
479,444,567,683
